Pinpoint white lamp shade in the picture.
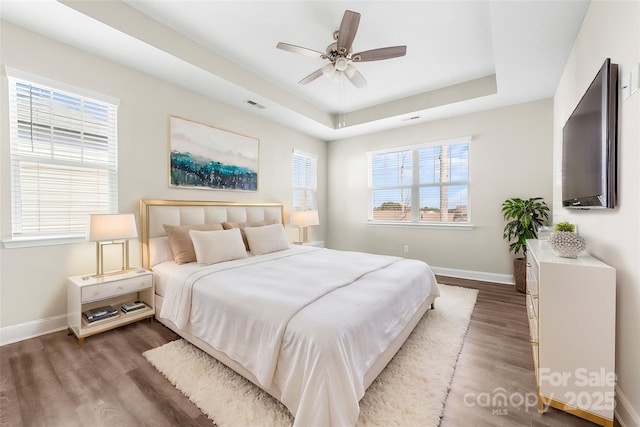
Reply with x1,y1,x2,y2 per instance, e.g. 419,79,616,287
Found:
293,210,319,227
334,57,348,72
88,213,138,241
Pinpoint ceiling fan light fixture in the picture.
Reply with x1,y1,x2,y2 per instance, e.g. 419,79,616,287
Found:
335,57,349,72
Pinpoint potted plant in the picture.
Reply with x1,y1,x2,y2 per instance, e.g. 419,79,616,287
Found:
548,221,586,258
501,197,549,293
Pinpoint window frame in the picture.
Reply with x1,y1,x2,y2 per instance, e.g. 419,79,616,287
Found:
292,149,318,213
367,136,472,229
4,68,119,248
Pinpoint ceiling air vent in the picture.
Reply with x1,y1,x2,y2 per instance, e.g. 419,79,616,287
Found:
244,100,266,110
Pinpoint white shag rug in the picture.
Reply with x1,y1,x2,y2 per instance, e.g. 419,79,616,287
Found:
143,284,478,427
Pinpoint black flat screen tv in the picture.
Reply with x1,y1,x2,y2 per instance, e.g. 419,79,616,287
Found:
562,58,618,209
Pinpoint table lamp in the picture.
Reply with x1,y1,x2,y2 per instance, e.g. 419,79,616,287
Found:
292,210,319,243
88,213,138,276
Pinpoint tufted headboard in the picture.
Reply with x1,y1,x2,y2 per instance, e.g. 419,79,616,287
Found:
139,199,284,269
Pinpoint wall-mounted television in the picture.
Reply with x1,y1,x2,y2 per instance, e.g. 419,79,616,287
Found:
562,58,618,209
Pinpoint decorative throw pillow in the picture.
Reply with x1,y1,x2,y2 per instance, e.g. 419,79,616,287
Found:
222,219,279,250
244,223,290,256
163,223,224,264
189,228,248,265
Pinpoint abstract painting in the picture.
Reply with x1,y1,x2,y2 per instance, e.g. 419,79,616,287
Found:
169,116,258,191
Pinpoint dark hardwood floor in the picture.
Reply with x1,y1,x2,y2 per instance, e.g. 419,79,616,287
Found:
1,279,607,427
437,277,600,427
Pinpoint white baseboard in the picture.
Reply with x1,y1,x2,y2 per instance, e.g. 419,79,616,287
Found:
430,265,514,285
0,314,67,346
615,385,640,427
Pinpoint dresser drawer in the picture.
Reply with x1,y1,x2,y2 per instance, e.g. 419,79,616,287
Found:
526,264,539,297
526,293,538,323
527,250,539,283
81,275,152,303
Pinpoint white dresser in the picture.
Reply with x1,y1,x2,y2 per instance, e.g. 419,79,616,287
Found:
526,239,615,427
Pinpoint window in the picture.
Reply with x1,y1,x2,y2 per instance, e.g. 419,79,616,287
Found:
292,150,317,211
368,137,470,224
6,69,119,244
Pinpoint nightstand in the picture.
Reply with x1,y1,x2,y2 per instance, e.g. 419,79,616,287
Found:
67,269,154,347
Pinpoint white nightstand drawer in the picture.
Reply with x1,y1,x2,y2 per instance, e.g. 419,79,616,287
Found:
81,275,152,303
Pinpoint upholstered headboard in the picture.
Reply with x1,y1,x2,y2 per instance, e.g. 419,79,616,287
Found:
139,199,284,269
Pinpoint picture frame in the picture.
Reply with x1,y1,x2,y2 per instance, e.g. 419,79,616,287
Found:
169,116,259,191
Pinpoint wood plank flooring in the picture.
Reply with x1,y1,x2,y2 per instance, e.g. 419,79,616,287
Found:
0,278,607,427
437,277,600,427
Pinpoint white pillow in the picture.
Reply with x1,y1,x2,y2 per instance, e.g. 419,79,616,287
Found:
149,236,173,267
189,228,248,265
244,223,290,256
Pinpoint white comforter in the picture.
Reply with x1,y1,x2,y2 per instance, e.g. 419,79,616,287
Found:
160,246,439,427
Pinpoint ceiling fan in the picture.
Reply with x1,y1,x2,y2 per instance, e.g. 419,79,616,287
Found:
276,10,407,88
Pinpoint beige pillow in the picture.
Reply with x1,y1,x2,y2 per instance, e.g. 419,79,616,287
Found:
222,219,279,250
189,228,248,265
163,223,223,264
244,223,290,256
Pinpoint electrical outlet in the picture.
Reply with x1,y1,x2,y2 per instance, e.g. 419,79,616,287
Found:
403,244,409,253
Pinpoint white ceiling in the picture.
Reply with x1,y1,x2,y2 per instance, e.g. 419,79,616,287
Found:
1,0,590,140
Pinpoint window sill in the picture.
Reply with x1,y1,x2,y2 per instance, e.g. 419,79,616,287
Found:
3,236,87,249
365,221,475,231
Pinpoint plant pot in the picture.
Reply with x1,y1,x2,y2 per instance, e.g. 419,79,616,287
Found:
514,257,527,293
548,231,586,258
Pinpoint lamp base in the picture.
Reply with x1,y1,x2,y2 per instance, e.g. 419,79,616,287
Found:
95,240,132,277
298,226,309,243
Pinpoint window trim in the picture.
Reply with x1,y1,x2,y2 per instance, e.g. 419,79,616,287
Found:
364,221,475,231
3,236,88,249
367,136,471,227
4,67,119,105
4,68,120,247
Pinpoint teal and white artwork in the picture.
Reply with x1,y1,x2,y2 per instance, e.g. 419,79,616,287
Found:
169,116,259,191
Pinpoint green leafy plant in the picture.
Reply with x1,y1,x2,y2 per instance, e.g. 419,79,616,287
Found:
502,197,550,256
554,221,575,232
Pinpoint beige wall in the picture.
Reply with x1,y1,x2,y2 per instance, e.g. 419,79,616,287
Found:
0,22,327,330
553,1,640,424
327,99,554,281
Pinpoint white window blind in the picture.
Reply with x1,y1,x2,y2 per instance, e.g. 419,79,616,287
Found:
7,70,119,242
292,150,317,211
368,137,470,224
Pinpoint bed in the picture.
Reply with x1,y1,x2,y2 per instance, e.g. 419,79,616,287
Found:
139,199,440,427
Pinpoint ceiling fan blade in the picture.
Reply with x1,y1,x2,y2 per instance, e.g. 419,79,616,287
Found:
276,42,325,59
298,68,324,85
352,46,407,62
344,65,367,88
337,10,360,55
